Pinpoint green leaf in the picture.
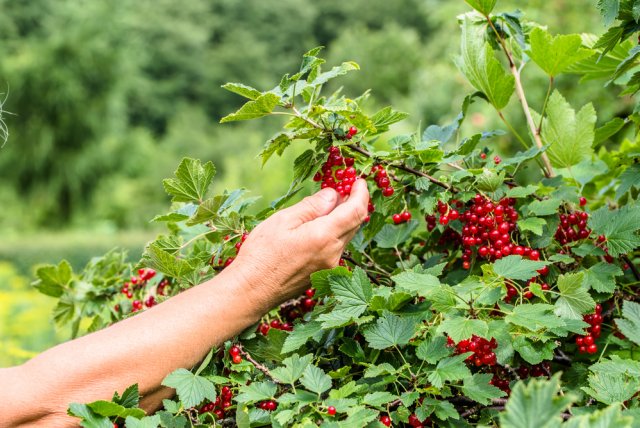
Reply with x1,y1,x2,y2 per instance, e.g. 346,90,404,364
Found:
113,384,140,408
464,0,496,14
597,0,620,26
221,82,262,100
161,368,216,409
590,355,640,377
437,317,488,343
235,381,277,403
280,321,323,354
370,106,409,133
462,373,506,405
512,336,557,365
583,372,640,405
124,415,161,428
584,262,623,293
517,217,547,236
493,255,550,281
33,260,72,297
500,374,574,428
86,401,145,419
416,335,453,364
589,204,640,256
527,28,593,76
617,163,640,200
270,354,313,385
141,243,195,278
363,313,416,349
506,185,539,198
162,158,216,203
362,391,398,407
554,272,595,320
615,300,640,346
331,267,372,315
300,365,332,395
456,18,515,110
427,353,472,389
67,403,113,428
220,92,281,123
527,198,563,216
374,221,418,248
391,271,441,296
506,304,565,331
541,91,596,168
308,61,359,87
595,117,626,145
563,404,633,428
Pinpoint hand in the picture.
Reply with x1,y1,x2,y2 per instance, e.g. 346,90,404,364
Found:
228,178,369,312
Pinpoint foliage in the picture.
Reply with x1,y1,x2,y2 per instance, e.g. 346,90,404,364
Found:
33,1,640,427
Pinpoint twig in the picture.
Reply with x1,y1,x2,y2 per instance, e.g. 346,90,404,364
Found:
623,255,640,281
484,15,555,178
341,254,381,285
238,345,281,384
346,143,456,192
554,349,573,366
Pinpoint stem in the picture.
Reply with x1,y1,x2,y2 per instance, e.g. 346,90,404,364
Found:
346,143,455,192
485,15,555,178
537,76,554,132
238,345,281,384
498,111,530,150
622,255,640,281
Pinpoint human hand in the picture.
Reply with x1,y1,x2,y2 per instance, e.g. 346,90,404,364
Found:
227,178,369,312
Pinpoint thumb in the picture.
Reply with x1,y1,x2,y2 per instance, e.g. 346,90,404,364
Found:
277,187,339,227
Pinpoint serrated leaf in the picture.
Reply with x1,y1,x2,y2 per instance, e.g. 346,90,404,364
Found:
221,82,262,100
554,272,595,320
162,158,216,203
281,321,323,354
597,0,620,26
456,18,514,110
67,403,113,428
416,335,453,364
374,221,418,248
114,384,140,409
527,28,593,76
493,255,550,281
124,415,161,428
427,354,472,389
270,354,313,385
541,91,596,168
391,271,441,296
363,313,416,349
86,401,145,419
615,300,640,346
235,381,277,403
500,374,574,428
589,204,640,256
220,92,281,123
362,391,397,407
462,373,506,405
584,262,622,293
300,365,332,395
141,243,195,278
518,217,547,236
437,317,488,342
590,356,640,377
331,267,372,315
512,336,557,365
582,372,640,405
617,163,640,200
33,260,72,297
506,185,539,198
506,304,565,331
464,0,496,14
595,117,626,145
161,369,216,409
371,106,409,132
563,404,633,428
527,198,563,216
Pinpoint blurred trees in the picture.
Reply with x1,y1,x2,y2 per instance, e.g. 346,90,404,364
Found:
0,0,605,231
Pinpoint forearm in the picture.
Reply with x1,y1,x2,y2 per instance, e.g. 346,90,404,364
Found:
0,265,267,427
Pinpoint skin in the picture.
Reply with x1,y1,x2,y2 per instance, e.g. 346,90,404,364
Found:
0,179,369,427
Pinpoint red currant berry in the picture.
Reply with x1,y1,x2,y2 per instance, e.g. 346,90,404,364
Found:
382,186,394,197
579,197,587,206
327,406,336,416
380,415,392,427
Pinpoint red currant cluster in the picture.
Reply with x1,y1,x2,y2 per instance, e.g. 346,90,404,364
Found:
489,370,511,395
258,288,318,335
215,232,249,268
313,146,358,197
228,345,242,364
198,385,233,420
370,164,395,197
118,268,160,313
517,361,551,378
505,278,550,302
257,400,278,411
156,277,171,296
575,304,603,354
343,126,358,140
425,214,437,231
448,335,498,366
392,211,411,224
555,203,590,245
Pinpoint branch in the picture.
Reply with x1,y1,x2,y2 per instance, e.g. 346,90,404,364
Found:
346,143,456,192
238,345,281,384
623,255,640,281
485,16,555,178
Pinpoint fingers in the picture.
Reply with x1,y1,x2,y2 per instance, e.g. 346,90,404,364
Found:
276,187,339,228
310,178,369,239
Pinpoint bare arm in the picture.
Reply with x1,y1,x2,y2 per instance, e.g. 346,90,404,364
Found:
0,179,369,427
